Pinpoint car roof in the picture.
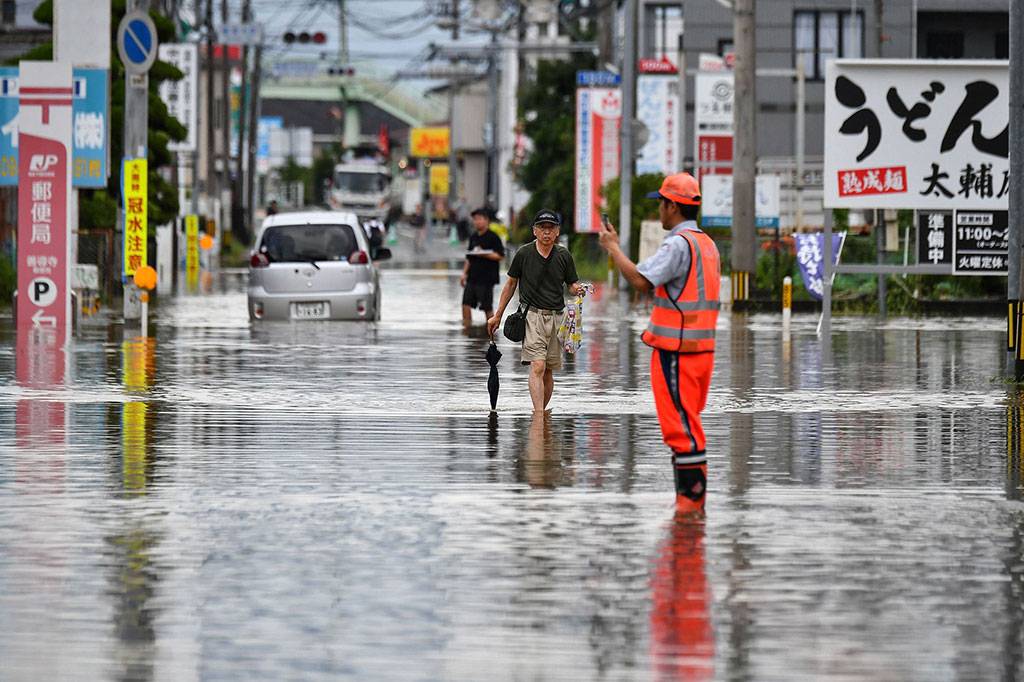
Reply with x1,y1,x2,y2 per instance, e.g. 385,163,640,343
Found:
261,210,361,228
256,210,364,242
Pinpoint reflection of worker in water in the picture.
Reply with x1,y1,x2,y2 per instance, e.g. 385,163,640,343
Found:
598,172,720,512
649,512,714,681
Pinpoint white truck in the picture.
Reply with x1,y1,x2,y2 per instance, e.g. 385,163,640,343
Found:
328,160,392,223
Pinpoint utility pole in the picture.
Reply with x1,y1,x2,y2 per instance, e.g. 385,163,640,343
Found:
618,0,636,289
731,0,757,301
451,0,460,40
221,0,231,239
874,0,886,317
246,43,262,232
1010,0,1024,379
232,0,251,244
596,0,615,68
339,0,349,64
486,29,499,207
205,0,215,204
123,0,150,321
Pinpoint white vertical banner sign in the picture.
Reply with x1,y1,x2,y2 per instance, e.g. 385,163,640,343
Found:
636,73,678,176
158,43,198,151
574,71,622,234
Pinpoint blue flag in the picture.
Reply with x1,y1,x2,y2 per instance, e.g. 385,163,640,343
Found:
794,232,845,301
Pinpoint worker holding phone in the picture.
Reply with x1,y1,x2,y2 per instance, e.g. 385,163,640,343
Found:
597,172,721,513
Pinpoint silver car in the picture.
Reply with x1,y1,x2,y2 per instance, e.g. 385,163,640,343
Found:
247,211,390,321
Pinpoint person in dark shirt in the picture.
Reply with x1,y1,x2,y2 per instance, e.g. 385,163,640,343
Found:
488,209,584,414
461,207,506,326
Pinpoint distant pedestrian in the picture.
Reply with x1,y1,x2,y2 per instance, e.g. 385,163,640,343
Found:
266,199,279,216
598,172,721,513
409,204,426,253
488,209,585,414
461,207,505,327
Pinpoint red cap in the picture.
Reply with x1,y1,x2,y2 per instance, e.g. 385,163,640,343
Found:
646,172,701,205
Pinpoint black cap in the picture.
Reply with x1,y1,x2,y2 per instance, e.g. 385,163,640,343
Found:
532,209,561,227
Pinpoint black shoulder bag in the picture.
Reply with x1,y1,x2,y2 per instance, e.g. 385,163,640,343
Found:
503,246,556,342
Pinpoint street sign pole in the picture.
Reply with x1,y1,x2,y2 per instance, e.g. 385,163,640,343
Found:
1010,0,1024,378
118,3,157,323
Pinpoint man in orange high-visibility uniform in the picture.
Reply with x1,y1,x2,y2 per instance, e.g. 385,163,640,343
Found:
598,172,721,512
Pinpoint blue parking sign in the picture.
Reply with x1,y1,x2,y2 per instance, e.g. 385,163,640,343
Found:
0,66,109,188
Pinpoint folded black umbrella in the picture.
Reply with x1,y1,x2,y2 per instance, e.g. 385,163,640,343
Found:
486,342,502,411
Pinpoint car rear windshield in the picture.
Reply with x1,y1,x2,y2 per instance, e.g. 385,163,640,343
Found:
259,224,359,263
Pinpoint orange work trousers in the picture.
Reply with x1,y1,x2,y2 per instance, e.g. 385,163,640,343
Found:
650,349,714,460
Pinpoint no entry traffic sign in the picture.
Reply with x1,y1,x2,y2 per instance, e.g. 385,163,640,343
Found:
117,10,158,75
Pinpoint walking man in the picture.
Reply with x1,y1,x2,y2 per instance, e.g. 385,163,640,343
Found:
461,207,505,326
597,173,721,512
488,209,585,414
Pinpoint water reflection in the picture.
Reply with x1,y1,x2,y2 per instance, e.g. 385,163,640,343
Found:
518,414,575,489
107,337,161,681
649,512,714,680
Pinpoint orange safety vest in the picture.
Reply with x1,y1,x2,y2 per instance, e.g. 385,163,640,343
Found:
642,230,721,354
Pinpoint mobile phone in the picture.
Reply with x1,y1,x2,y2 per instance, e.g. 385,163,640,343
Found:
600,212,610,228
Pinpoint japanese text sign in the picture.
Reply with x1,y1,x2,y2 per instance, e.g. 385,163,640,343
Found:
409,127,450,158
158,43,198,152
574,84,621,233
122,158,148,277
185,215,199,291
429,163,449,196
953,210,1007,275
825,60,1008,210
0,66,108,187
795,232,846,301
695,72,733,180
700,175,781,228
16,61,73,351
916,211,953,267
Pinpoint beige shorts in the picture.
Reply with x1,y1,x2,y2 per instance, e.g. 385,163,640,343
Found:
521,308,564,369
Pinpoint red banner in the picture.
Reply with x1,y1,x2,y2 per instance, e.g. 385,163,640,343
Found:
696,134,732,183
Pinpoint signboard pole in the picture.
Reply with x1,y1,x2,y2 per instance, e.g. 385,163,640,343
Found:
617,0,636,290
119,2,156,322
1010,0,1024,378
677,44,686,170
731,0,756,301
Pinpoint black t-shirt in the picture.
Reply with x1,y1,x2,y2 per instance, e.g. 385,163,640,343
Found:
507,241,579,311
466,230,505,286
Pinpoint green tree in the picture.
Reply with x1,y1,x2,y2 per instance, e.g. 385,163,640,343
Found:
12,1,186,228
515,52,595,241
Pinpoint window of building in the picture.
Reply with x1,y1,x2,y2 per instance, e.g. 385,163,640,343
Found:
794,10,864,80
1,0,15,25
996,32,1009,59
925,31,964,59
717,39,734,57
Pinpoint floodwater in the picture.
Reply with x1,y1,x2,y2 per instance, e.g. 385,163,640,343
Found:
1,262,1022,680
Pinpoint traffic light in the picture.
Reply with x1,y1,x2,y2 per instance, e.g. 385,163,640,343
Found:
327,65,355,76
283,31,327,44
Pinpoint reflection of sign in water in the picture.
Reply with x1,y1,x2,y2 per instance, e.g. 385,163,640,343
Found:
0,67,109,187
824,60,1008,210
122,158,148,277
700,174,781,228
952,209,1008,275
122,339,154,492
185,214,199,291
574,83,621,233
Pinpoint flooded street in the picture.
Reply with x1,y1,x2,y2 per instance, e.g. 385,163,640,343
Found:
1,264,1022,680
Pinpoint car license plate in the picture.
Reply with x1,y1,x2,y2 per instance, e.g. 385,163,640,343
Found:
293,301,328,319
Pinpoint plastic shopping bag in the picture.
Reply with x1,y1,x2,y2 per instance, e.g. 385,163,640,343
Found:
558,283,594,354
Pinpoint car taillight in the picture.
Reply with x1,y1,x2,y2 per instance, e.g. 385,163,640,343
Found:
253,302,264,319
350,251,369,264
356,299,367,316
250,252,270,268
